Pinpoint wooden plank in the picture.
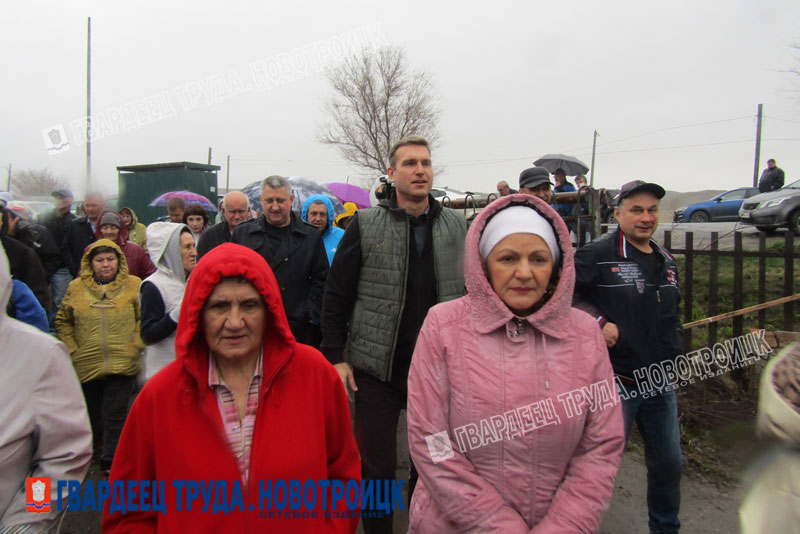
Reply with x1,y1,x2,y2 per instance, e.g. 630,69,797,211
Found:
683,293,800,329
683,232,694,351
708,232,719,347
758,231,766,329
785,232,795,331
732,232,743,339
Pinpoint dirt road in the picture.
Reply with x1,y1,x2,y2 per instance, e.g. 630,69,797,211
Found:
601,450,746,534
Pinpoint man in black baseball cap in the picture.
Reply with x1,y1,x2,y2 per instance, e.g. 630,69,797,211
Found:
518,167,553,203
615,179,665,206
573,177,683,533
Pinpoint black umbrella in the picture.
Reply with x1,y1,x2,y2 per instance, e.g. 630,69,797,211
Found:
534,154,590,176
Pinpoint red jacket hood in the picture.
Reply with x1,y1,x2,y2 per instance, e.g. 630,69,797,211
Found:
464,193,575,340
94,210,129,245
175,242,297,390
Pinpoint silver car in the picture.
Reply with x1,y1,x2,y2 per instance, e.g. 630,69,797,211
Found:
738,178,800,234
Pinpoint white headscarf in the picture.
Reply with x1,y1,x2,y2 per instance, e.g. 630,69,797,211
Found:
478,206,560,266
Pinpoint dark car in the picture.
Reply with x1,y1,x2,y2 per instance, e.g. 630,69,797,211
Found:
738,179,800,234
673,187,760,223
601,189,619,224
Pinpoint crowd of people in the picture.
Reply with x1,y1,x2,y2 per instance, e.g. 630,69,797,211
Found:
0,138,796,534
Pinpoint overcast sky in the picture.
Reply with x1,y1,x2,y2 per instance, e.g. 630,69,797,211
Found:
3,0,800,198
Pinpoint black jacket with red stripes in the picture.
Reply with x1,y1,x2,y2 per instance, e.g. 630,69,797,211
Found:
573,227,683,380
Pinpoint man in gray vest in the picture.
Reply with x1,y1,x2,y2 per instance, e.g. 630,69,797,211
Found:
321,136,466,533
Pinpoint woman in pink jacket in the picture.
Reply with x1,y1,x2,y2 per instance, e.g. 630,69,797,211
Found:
407,194,625,533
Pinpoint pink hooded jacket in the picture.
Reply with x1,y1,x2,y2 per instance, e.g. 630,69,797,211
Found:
407,194,625,533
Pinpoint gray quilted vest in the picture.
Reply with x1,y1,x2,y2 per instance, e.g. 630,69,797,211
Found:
345,205,466,381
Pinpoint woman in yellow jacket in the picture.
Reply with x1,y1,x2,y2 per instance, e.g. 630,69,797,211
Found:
56,239,144,474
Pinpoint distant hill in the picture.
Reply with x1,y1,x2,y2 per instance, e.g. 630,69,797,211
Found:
660,190,725,221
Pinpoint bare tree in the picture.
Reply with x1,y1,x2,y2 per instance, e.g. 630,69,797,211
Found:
10,168,69,198
319,46,441,183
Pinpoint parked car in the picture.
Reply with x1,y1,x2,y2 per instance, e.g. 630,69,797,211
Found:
600,189,620,224
738,179,800,234
673,187,760,223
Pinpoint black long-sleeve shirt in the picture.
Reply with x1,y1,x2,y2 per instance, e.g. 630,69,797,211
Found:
139,281,177,345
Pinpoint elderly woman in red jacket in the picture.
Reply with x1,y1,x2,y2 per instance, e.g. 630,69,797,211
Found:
407,194,625,533
103,243,360,533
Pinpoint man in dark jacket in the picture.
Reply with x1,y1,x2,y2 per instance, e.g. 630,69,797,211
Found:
0,208,51,311
573,180,682,534
40,189,76,324
321,137,467,533
196,191,249,259
232,177,328,347
65,192,105,276
4,208,64,282
758,158,785,193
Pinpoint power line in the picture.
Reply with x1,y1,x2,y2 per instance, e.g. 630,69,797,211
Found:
563,115,755,153
763,115,800,124
571,138,800,157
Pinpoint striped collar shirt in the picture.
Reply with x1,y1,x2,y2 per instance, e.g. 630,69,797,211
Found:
208,350,263,484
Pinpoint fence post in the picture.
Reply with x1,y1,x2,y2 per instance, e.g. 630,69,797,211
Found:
732,232,743,339
708,232,719,347
758,232,766,329
785,232,795,331
683,232,694,352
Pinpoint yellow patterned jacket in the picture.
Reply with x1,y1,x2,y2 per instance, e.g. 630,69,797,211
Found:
56,239,144,382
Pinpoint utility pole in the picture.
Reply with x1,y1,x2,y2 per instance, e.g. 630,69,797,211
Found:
207,147,212,165
86,17,92,192
752,103,763,188
225,155,230,192
6,164,11,192
589,130,598,187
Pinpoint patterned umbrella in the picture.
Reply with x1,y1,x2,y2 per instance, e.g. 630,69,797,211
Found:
240,178,344,217
149,190,217,212
241,180,263,212
325,182,371,210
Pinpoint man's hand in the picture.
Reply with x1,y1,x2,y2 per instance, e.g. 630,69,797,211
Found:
334,362,357,401
602,322,619,348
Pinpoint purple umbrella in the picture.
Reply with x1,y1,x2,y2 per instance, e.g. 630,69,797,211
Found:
149,190,217,212
326,182,371,210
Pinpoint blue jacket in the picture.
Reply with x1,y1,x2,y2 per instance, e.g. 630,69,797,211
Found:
554,181,576,218
10,280,49,333
301,195,344,265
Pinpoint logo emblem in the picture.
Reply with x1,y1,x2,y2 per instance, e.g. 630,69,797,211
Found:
636,280,645,294
42,124,70,155
425,431,454,464
26,477,51,513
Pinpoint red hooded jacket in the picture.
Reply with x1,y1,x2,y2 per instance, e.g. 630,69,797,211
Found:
90,210,155,279
103,243,360,533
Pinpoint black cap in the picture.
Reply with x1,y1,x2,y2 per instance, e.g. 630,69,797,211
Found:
519,167,553,190
51,188,74,199
617,180,665,205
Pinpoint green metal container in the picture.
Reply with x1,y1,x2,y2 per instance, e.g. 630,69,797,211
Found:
117,161,220,225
